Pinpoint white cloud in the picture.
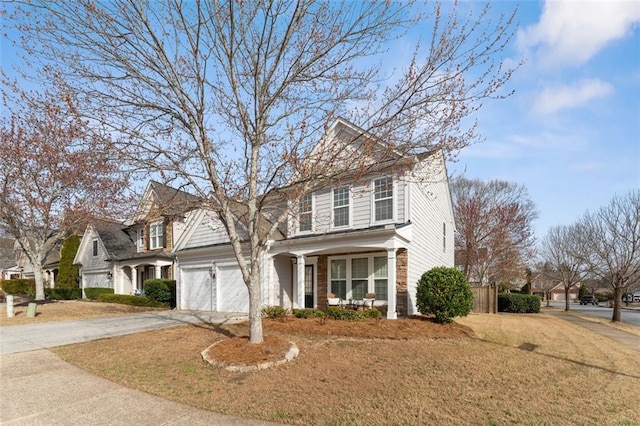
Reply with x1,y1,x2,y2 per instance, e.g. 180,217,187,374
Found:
532,78,613,114
518,0,640,67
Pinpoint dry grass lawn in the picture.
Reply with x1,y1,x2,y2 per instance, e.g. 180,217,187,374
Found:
0,299,166,325
50,311,640,425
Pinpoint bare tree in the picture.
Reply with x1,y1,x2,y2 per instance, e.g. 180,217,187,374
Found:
538,225,586,311
0,82,130,300
532,262,559,307
451,177,538,287
9,0,519,343
573,191,640,322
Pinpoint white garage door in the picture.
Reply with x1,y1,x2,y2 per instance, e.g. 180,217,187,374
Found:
83,272,111,289
217,266,249,313
181,268,215,311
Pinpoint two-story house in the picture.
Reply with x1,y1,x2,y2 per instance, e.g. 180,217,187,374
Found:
73,181,200,295
173,118,455,319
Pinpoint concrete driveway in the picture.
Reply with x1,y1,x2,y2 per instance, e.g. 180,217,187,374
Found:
0,310,279,425
0,309,248,355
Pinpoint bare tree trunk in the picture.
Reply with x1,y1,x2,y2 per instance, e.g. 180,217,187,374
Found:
248,260,263,344
612,286,623,322
34,266,46,301
564,286,570,311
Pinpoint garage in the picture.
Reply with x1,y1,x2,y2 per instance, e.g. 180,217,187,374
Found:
82,272,111,289
180,265,249,312
217,266,249,312
180,267,215,311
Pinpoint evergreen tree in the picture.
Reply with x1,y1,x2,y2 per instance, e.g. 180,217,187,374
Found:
57,235,80,288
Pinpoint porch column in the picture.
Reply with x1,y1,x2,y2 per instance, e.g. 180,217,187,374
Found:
386,249,397,319
295,255,305,309
49,270,56,288
155,265,162,279
131,267,137,294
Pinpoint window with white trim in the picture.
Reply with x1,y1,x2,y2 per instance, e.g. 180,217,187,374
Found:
149,221,165,249
373,177,393,222
328,254,388,301
92,239,98,256
333,186,350,227
298,193,313,232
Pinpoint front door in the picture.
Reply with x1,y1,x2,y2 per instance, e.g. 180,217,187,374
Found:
304,265,314,308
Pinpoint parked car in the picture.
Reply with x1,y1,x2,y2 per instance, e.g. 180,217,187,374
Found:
579,295,599,305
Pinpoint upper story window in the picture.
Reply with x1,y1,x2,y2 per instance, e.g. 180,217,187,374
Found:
298,193,313,232
137,228,145,252
373,177,393,222
92,239,98,256
149,220,165,249
333,186,350,227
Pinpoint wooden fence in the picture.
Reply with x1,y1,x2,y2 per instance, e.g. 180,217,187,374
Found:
470,284,498,314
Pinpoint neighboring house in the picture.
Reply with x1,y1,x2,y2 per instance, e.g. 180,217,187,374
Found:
74,181,200,295
0,237,20,280
549,282,580,301
173,118,455,319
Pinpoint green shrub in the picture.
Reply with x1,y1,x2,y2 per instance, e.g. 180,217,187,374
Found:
0,279,36,296
292,308,326,319
498,293,541,313
97,293,164,307
143,279,176,308
84,287,114,300
46,288,82,300
362,308,382,319
325,306,381,321
416,267,473,323
262,305,288,319
57,235,80,288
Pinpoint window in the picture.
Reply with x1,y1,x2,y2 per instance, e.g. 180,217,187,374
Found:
299,193,313,232
351,258,368,300
443,222,446,252
328,254,389,301
374,177,393,222
330,259,347,299
333,186,350,227
137,228,144,251
92,239,98,256
149,221,165,249
373,256,388,300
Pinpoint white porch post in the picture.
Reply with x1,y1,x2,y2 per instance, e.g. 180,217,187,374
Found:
131,267,137,294
296,255,305,309
386,249,397,319
155,265,162,279
50,270,56,288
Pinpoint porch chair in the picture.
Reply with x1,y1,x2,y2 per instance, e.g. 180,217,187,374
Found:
327,293,342,308
362,293,375,309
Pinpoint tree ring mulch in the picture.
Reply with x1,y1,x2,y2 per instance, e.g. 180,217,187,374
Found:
201,334,298,372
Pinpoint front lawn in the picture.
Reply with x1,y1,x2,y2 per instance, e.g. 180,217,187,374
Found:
52,313,640,425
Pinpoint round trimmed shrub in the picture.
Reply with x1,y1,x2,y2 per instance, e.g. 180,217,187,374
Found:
416,267,473,323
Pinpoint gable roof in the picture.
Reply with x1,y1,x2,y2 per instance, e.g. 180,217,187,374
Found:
0,237,16,270
133,181,202,223
74,220,137,264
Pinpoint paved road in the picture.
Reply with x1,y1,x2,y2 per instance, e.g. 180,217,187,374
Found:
0,309,248,355
547,301,640,327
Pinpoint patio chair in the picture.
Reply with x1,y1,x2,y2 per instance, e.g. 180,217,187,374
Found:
362,293,375,309
327,293,342,308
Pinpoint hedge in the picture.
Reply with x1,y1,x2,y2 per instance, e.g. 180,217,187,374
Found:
84,287,115,300
46,288,82,300
292,308,326,319
498,293,541,313
0,279,36,296
97,293,165,307
326,306,382,321
143,279,176,308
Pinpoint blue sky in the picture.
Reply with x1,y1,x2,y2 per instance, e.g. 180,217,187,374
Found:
1,1,639,241
447,1,640,239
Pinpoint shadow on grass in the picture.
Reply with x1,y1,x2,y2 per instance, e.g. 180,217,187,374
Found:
472,336,640,379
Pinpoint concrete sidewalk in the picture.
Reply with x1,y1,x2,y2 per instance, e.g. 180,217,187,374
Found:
0,310,248,355
0,349,278,426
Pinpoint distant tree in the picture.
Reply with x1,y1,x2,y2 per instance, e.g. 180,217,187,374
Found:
572,191,640,322
532,262,559,307
0,82,130,300
451,177,538,286
538,225,586,312
11,0,520,342
57,235,80,288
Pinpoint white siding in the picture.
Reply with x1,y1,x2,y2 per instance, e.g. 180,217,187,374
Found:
182,211,235,249
405,156,455,315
